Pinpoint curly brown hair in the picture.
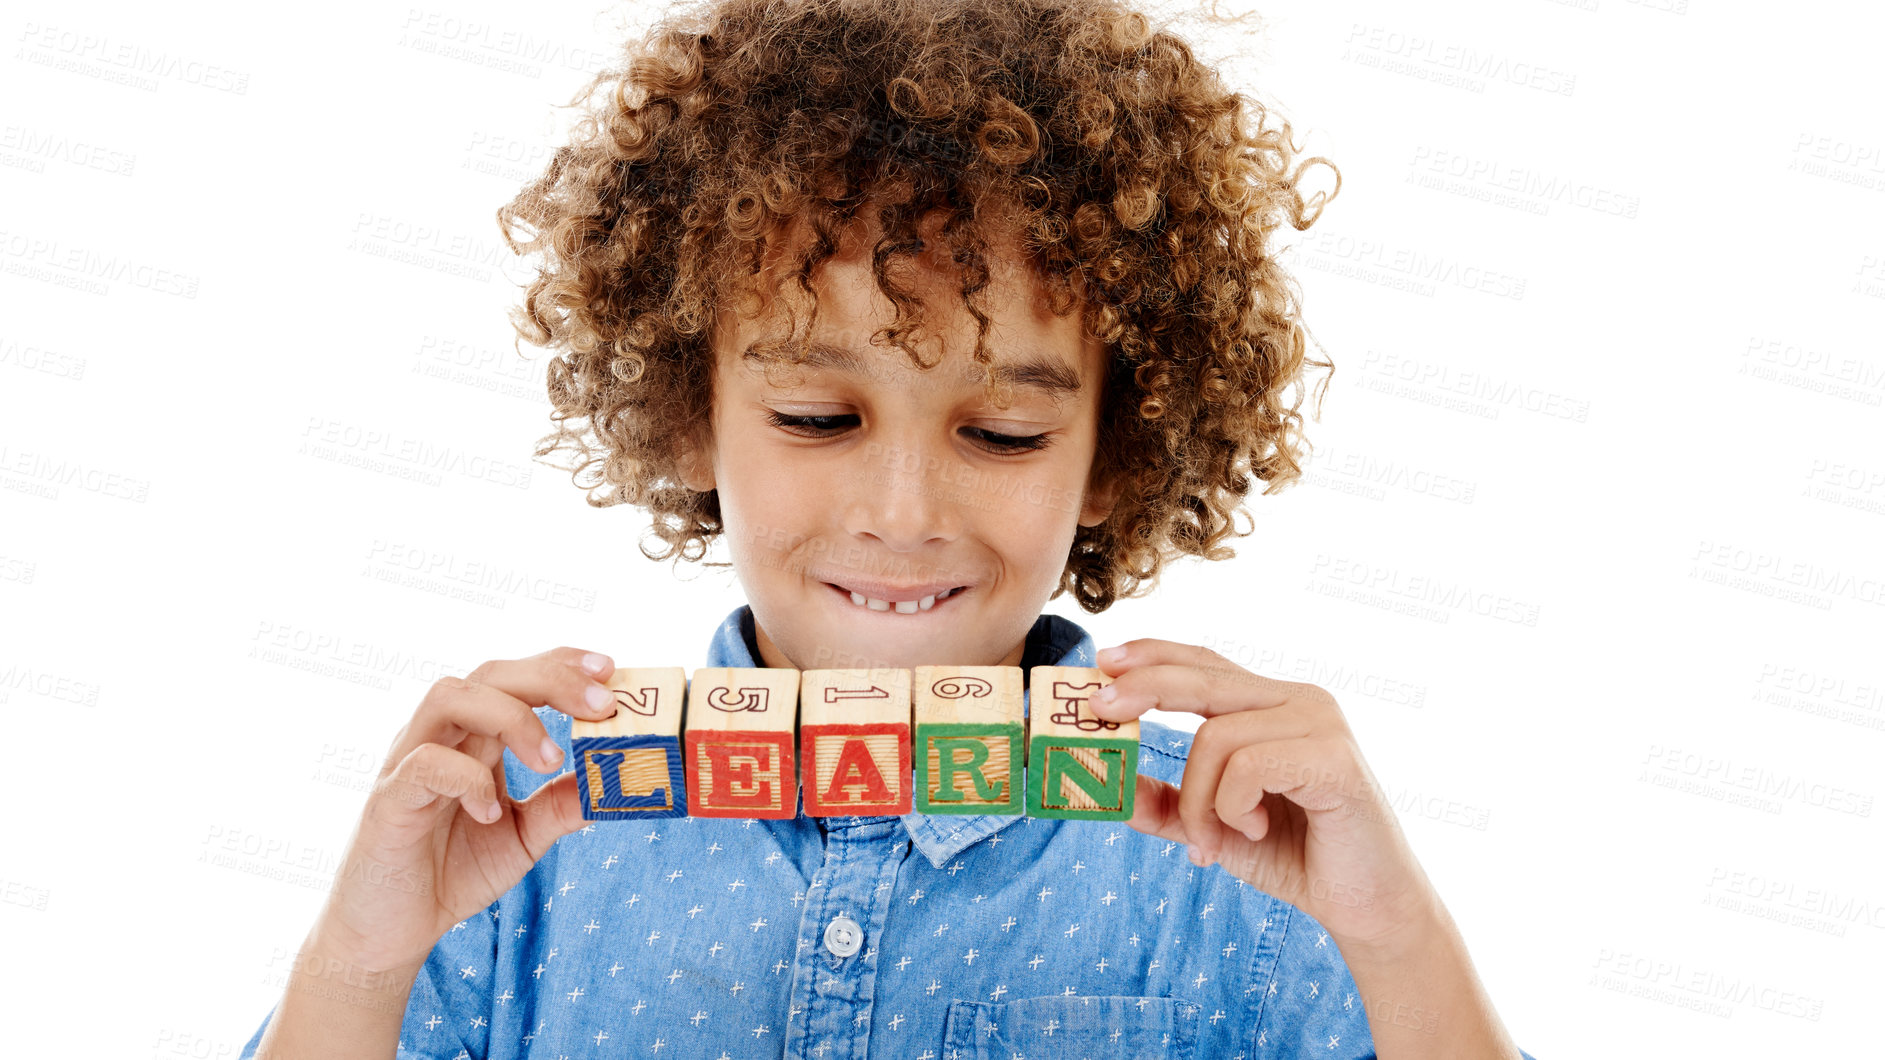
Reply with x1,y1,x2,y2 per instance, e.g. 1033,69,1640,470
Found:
496,0,1340,613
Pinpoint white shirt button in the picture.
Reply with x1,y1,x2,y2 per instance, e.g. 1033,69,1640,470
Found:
823,914,862,958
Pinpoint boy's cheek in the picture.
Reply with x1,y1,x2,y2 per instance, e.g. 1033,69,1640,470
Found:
746,521,799,555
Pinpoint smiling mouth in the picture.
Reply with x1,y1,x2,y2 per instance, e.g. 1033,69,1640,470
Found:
823,582,969,614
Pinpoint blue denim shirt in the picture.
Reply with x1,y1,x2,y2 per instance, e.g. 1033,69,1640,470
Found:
241,605,1536,1059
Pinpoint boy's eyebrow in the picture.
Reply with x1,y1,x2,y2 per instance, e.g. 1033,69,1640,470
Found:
741,336,1084,397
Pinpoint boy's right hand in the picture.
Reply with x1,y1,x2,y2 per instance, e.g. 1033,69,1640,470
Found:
308,646,619,974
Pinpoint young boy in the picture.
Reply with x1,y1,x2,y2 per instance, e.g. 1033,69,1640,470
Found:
243,0,1536,1056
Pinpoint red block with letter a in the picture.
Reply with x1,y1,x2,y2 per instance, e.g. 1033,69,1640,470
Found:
801,723,912,815
799,668,913,816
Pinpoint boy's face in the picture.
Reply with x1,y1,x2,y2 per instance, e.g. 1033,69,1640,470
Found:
682,207,1118,672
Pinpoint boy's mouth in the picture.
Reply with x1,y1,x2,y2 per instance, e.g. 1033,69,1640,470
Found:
821,580,969,615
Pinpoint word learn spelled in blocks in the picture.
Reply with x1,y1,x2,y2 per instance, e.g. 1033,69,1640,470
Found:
569,665,1137,821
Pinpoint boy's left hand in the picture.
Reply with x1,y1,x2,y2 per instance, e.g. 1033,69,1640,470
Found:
1091,638,1441,955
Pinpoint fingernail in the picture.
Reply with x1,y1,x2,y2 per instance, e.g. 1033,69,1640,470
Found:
1099,646,1124,664
1095,685,1117,703
539,737,563,767
1187,845,1205,866
585,683,612,709
580,652,611,675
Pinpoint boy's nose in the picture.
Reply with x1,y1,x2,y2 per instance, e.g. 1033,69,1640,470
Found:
839,441,965,551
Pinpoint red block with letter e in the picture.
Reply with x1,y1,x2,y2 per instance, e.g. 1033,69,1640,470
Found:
683,667,801,818
799,668,913,816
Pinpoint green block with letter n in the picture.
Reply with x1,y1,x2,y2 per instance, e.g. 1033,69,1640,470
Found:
913,722,1023,815
1026,735,1139,820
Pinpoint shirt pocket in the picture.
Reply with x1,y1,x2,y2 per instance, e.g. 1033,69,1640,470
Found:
941,994,1203,1059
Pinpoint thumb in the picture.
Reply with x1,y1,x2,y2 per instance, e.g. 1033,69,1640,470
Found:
1124,774,1190,846
509,769,589,862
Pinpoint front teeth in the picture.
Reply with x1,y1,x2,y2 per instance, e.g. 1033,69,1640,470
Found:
846,587,960,612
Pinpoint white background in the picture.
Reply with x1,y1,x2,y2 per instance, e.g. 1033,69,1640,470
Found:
3,1,1882,1057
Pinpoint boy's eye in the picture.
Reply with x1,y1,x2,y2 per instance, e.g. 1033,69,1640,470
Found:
763,411,1051,453
964,426,1052,453
765,411,857,434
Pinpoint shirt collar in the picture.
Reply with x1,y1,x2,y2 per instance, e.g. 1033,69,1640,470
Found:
703,603,1099,868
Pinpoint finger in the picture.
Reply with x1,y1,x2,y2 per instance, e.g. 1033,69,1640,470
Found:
390,647,617,774
1225,793,1271,844
370,742,505,835
464,646,621,725
399,678,564,776
509,769,591,863
1090,639,1300,722
1214,735,1364,819
1172,715,1239,866
1124,774,1189,847
1215,748,1279,842
1173,710,1315,867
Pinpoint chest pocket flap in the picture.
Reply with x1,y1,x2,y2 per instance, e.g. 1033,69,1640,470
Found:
941,994,1203,1058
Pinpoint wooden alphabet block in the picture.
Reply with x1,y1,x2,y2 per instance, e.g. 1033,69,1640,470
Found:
912,666,1024,815
1025,665,1139,820
683,667,801,818
570,666,688,820
799,668,912,816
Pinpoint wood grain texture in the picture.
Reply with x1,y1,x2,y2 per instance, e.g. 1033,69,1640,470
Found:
1026,666,1138,820
682,666,801,817
563,663,1148,821
912,665,1024,815
572,667,688,820
800,669,912,816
